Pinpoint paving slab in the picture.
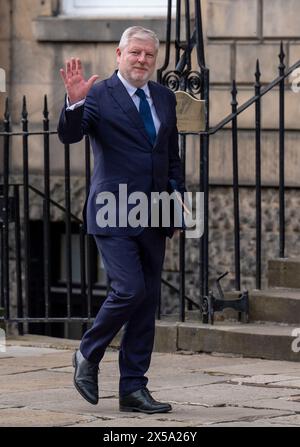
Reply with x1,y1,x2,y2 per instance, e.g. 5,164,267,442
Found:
210,420,299,427
149,352,258,371
254,414,300,426
5,336,119,358
269,379,300,388
142,372,234,391
1,346,67,357
151,383,298,407
5,335,81,350
0,370,73,393
0,407,96,427
237,397,300,413
70,417,194,427
0,354,72,376
203,360,300,376
0,387,117,410
228,374,300,386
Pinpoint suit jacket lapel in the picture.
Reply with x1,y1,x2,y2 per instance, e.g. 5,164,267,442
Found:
106,72,152,146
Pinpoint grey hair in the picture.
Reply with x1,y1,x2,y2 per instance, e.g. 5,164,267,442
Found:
118,26,160,51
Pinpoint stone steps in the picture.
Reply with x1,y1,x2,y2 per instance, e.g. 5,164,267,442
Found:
6,319,300,363
147,257,300,362
153,320,300,362
249,288,300,324
167,287,300,325
222,288,300,325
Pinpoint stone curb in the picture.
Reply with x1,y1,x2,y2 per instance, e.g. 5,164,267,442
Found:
6,319,300,362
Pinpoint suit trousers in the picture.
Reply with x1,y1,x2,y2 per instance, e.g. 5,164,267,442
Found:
80,227,166,397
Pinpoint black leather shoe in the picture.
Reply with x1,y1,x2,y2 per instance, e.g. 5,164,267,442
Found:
72,349,99,405
119,387,172,414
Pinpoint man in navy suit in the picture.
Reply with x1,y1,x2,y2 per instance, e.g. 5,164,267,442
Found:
58,26,185,414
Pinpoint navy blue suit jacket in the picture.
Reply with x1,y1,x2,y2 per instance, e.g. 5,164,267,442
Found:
57,71,185,238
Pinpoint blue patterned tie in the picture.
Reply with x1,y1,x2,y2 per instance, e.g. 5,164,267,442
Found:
135,88,156,145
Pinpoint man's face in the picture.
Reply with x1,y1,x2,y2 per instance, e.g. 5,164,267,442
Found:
116,37,158,87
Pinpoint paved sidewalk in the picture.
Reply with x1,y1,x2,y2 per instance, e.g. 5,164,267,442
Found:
0,335,300,427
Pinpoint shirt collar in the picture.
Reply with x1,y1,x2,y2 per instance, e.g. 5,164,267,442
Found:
117,70,150,99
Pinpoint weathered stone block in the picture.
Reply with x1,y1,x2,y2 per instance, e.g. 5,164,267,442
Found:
0,40,11,84
187,126,300,187
249,289,300,324
9,129,88,176
263,0,300,38
288,44,300,68
207,0,259,38
14,0,49,41
10,82,63,124
60,44,98,79
236,44,282,84
262,89,300,130
206,129,278,186
0,0,11,40
153,321,178,352
178,322,300,361
11,41,55,85
206,43,231,84
177,322,203,352
209,87,232,126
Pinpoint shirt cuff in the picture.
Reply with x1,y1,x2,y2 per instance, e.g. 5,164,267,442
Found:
66,97,86,111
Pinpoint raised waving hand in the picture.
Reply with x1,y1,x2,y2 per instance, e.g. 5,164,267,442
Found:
60,57,99,105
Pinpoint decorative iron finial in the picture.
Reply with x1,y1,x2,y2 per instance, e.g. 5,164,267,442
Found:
4,97,9,122
231,79,238,107
279,41,285,72
255,59,261,85
43,94,49,120
22,95,28,121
